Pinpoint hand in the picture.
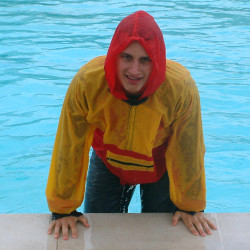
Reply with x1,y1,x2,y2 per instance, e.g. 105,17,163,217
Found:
172,211,217,237
47,215,90,240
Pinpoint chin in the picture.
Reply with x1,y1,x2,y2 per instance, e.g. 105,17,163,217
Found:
125,90,143,99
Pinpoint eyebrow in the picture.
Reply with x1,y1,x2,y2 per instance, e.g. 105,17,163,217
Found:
120,52,131,56
120,52,151,60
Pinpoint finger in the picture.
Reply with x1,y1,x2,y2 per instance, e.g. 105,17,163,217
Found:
185,221,199,236
201,220,212,235
54,223,61,239
62,224,69,240
172,212,181,226
69,222,78,239
47,221,56,234
78,215,90,227
205,218,217,230
194,220,206,237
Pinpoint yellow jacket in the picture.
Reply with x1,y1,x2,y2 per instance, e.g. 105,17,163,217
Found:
46,56,206,214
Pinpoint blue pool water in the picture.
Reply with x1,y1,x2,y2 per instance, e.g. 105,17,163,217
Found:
0,1,249,214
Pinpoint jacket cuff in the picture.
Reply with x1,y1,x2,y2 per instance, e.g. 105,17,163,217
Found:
51,210,83,221
173,207,204,216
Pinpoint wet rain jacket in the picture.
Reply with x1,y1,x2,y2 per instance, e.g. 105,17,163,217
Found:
46,11,206,214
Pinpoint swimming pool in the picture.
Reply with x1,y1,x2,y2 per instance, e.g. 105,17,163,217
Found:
0,0,249,214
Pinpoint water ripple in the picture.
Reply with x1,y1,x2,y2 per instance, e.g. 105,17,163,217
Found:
0,0,249,213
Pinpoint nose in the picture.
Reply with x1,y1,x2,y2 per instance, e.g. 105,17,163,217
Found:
128,60,140,75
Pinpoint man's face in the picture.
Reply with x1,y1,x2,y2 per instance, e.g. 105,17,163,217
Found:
116,41,152,96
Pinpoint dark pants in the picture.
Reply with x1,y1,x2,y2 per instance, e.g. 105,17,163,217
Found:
84,150,176,213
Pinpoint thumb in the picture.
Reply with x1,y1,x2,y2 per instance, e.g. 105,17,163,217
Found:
78,215,90,228
172,212,181,226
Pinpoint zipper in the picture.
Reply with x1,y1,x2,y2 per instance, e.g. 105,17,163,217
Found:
127,105,137,150
107,158,154,168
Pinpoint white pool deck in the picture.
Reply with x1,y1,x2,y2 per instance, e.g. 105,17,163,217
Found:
0,213,249,250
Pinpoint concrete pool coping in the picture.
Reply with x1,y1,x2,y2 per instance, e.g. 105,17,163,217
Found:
0,213,249,250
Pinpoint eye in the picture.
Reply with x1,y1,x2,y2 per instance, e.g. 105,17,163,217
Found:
120,53,132,61
140,57,151,64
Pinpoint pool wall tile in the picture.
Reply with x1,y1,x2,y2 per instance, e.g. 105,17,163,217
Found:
217,213,250,250
1,213,249,249
0,214,50,250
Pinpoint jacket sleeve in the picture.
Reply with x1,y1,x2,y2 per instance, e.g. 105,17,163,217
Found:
46,74,96,214
165,76,206,212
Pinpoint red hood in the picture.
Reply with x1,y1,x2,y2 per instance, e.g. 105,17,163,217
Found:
104,10,166,100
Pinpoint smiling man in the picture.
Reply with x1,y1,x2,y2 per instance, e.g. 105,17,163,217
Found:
116,42,152,97
46,10,217,240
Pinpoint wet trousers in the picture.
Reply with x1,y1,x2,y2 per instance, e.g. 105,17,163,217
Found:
83,150,176,213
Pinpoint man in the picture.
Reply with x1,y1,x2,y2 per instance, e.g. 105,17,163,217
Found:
46,10,217,240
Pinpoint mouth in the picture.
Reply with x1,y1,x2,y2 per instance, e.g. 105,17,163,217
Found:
126,74,143,83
